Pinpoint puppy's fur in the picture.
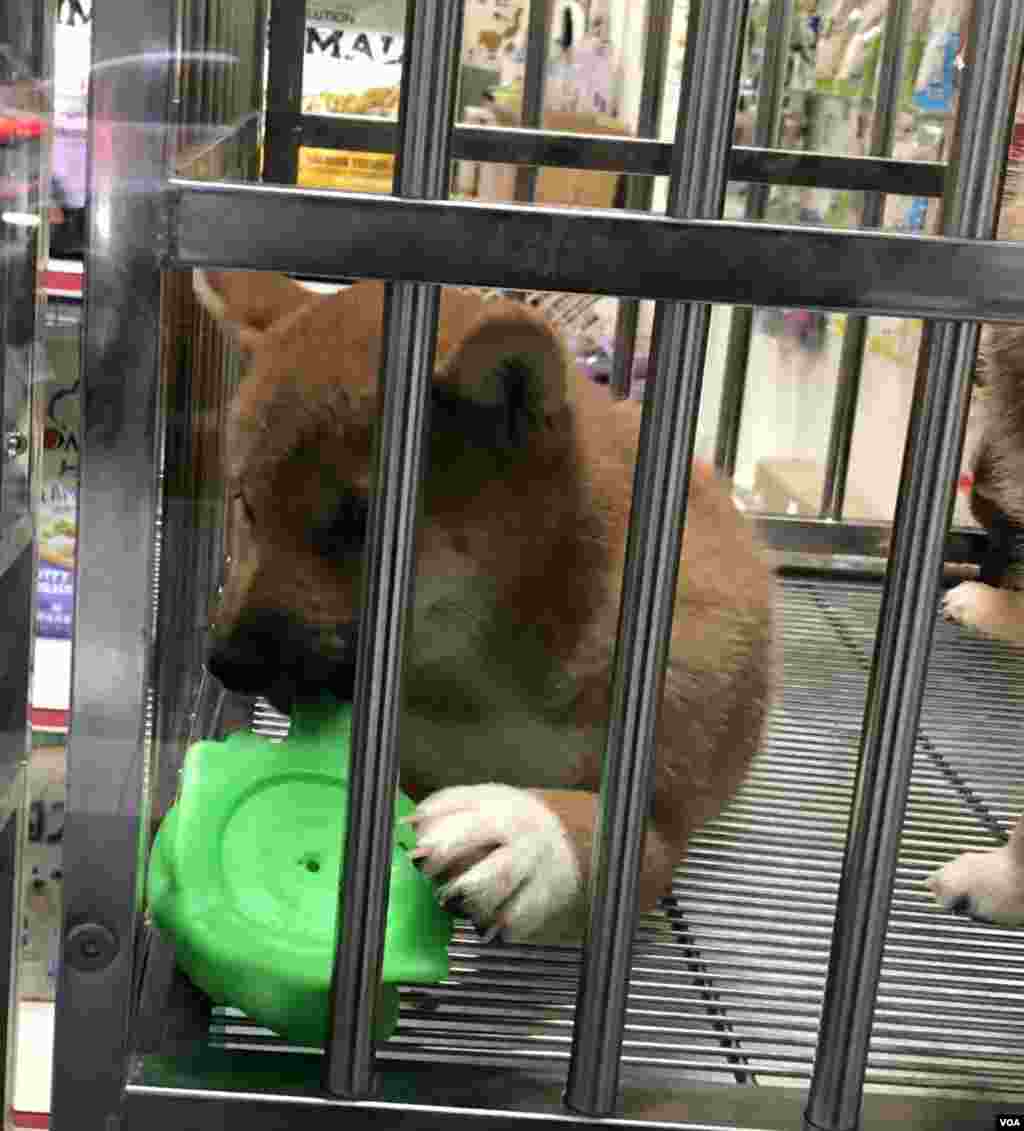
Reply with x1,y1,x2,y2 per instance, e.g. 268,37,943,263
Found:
942,179,1024,642
196,270,774,943
930,176,1024,924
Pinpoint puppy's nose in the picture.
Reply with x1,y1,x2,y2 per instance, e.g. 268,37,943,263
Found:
206,609,296,693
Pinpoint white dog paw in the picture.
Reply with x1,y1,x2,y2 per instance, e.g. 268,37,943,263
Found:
942,581,1024,643
407,784,582,944
942,581,999,633
927,843,1024,925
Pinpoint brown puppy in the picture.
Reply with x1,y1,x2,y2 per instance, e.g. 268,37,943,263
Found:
195,269,774,943
930,174,1024,924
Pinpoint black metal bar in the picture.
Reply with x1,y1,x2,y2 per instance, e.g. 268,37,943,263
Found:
819,0,913,519
0,534,32,1115
609,0,673,399
49,0,176,1125
730,146,943,195
247,0,270,180
752,514,986,564
290,111,947,194
516,0,552,202
714,0,795,477
0,800,20,1113
323,0,464,1101
209,0,225,130
564,0,750,1116
170,177,1024,320
263,0,305,184
803,3,1024,1130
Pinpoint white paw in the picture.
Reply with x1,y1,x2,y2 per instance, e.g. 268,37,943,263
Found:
407,784,582,944
927,843,1024,925
942,581,1024,643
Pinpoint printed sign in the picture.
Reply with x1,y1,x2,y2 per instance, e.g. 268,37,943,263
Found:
298,0,405,191
36,375,79,641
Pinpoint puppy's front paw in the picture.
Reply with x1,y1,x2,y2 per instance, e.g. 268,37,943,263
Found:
927,843,1024,925
942,581,999,634
408,784,582,944
942,581,1024,643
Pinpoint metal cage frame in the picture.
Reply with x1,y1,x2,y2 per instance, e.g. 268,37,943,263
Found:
40,0,1024,1129
1,0,48,1117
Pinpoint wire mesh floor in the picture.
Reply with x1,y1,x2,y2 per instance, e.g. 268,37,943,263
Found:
212,574,1024,1101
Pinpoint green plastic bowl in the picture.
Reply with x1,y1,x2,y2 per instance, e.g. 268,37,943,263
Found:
147,699,453,1046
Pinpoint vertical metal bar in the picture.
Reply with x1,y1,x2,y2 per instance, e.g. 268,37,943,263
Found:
609,0,674,399
714,0,795,475
804,4,1024,1130
564,0,750,1116
515,0,552,203
50,0,176,1125
1,0,49,860
819,0,913,518
323,0,464,1100
248,0,271,181
263,0,305,185
151,0,263,831
183,0,203,138
207,0,222,129
1,774,27,1119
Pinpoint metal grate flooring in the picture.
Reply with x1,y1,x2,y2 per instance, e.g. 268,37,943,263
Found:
212,575,1024,1100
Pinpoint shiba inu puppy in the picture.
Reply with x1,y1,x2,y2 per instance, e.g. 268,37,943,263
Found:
931,176,1024,925
195,269,774,943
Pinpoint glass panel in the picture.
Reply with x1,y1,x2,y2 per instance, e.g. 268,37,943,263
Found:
1,0,52,1124
37,0,1024,1123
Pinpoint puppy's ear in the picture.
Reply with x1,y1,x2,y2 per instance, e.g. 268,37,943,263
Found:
434,302,572,448
193,269,315,350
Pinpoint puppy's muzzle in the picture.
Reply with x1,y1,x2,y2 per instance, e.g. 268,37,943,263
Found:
206,610,359,703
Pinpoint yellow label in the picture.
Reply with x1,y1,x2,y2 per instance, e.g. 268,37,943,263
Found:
297,146,394,192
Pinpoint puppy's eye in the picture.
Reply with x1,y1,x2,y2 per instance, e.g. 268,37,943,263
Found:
312,492,369,556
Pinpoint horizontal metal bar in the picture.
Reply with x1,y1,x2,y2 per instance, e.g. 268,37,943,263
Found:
168,178,1024,320
125,1056,1011,1130
752,517,986,563
291,113,945,196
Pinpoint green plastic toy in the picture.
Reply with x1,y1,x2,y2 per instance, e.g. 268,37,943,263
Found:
147,698,453,1046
